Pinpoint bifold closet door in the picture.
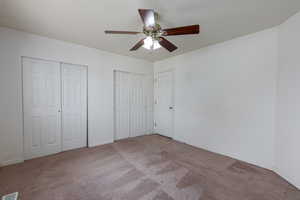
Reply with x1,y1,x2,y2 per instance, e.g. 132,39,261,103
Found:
23,58,87,160
23,58,62,160
114,71,148,140
130,73,147,137
61,63,87,151
114,71,131,140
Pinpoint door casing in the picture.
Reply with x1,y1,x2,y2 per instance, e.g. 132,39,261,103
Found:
154,70,175,138
22,56,88,160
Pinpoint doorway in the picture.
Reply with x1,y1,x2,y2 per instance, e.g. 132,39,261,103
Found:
22,57,87,160
154,70,174,138
114,70,152,140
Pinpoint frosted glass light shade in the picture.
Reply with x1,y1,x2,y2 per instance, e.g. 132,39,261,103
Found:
143,37,161,50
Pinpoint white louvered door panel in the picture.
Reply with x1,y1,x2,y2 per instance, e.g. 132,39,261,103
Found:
145,75,154,134
61,63,87,151
23,58,62,160
114,71,130,140
130,73,147,137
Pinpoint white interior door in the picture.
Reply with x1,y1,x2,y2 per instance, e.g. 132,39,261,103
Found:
114,71,149,140
61,63,87,151
23,58,62,160
154,71,174,138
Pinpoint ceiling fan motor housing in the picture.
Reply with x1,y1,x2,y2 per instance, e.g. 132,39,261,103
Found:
143,23,163,41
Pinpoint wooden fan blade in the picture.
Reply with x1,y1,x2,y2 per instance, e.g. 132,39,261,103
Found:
130,38,145,51
138,9,155,27
163,25,200,36
105,30,141,34
158,37,178,52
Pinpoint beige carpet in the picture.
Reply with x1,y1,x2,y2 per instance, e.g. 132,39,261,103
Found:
0,134,299,200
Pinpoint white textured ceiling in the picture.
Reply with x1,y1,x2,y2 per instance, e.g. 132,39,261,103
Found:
1,0,300,62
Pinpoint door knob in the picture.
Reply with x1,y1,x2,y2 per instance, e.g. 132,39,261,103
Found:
169,107,173,110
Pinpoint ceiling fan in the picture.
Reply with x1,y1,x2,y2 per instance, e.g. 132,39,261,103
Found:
104,9,200,52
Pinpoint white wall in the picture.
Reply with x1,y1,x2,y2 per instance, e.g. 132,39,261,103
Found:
2,12,300,189
0,27,153,166
276,12,300,188
154,28,279,170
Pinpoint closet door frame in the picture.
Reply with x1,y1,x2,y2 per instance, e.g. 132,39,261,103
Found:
154,69,175,139
22,56,88,160
113,70,150,141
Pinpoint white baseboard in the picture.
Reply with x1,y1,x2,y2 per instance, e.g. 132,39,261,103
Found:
88,140,113,148
274,169,300,190
1,158,24,167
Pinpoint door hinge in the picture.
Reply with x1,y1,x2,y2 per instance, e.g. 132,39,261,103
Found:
154,121,157,128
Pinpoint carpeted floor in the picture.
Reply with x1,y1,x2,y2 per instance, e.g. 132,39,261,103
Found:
0,134,299,200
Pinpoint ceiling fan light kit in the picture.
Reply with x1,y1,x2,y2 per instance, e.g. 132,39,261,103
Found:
143,37,161,50
105,9,200,52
